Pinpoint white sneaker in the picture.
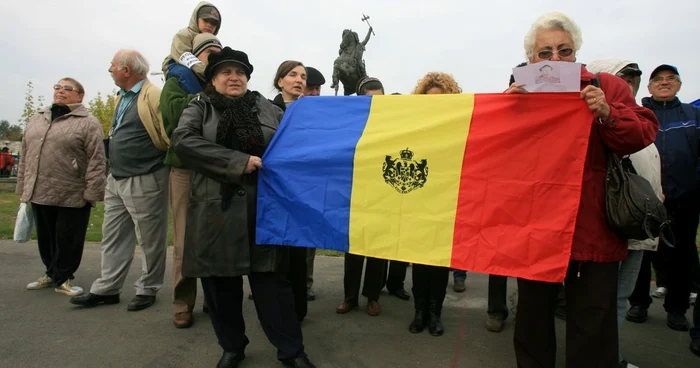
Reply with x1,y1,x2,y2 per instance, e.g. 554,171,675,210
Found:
26,275,54,290
651,286,667,298
55,280,84,297
691,292,697,305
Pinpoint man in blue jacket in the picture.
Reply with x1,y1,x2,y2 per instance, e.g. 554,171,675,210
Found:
631,65,700,334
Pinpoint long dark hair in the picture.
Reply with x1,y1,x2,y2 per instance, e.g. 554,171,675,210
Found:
273,60,305,92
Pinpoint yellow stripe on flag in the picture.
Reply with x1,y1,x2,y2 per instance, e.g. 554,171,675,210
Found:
348,94,475,266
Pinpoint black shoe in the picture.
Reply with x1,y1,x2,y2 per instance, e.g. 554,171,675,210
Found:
666,312,689,331
69,293,119,307
691,339,700,357
203,305,209,314
389,288,411,301
428,313,444,336
127,295,156,311
248,293,253,300
282,354,316,368
217,351,245,368
409,310,427,333
625,306,648,323
453,279,466,293
306,288,316,301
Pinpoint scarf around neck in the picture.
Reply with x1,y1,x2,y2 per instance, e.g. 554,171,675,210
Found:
207,90,265,210
208,90,266,157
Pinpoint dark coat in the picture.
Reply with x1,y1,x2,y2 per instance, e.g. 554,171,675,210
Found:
172,91,288,278
641,96,700,199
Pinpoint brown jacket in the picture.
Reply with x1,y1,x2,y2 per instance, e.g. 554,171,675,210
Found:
16,104,106,208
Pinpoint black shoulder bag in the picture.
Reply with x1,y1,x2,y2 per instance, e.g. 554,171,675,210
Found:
591,74,675,247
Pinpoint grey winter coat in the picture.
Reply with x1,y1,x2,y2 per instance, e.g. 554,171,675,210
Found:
172,91,289,277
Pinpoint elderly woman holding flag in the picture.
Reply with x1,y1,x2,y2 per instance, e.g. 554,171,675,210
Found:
172,47,315,368
505,13,659,367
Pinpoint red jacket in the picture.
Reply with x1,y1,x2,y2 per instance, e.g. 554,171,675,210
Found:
572,67,659,263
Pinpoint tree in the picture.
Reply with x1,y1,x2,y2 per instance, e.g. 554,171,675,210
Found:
19,81,37,127
0,120,24,141
88,91,117,136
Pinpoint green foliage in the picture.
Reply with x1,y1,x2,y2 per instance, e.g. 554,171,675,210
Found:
0,120,24,141
87,91,118,137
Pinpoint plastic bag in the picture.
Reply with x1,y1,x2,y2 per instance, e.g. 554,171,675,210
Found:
13,202,34,243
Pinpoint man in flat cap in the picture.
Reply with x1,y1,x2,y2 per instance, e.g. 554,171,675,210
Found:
304,66,325,97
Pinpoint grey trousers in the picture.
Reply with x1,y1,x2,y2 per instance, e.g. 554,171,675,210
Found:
90,167,169,296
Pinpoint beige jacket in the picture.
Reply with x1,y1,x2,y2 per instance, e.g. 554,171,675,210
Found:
16,104,106,208
114,79,169,151
627,144,663,251
160,1,221,79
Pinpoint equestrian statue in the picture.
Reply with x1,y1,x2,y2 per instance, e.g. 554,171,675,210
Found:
331,15,375,96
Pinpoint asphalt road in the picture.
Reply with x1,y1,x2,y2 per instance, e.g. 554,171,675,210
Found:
0,241,696,367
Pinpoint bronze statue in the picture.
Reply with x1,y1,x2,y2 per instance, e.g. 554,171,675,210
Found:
331,17,374,96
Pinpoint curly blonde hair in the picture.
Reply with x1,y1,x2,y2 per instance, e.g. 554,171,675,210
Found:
412,72,462,95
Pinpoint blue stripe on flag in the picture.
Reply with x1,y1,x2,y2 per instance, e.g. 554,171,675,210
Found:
256,96,373,252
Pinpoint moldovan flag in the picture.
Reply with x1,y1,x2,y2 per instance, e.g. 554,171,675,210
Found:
256,94,593,282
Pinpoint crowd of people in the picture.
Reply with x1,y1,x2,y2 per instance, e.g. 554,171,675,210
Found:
14,2,700,367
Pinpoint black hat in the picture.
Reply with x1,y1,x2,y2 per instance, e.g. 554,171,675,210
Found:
649,64,679,80
618,63,642,77
205,47,254,82
305,66,325,86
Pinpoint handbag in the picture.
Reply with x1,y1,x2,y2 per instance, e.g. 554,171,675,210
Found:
591,74,674,247
604,152,673,246
13,202,34,243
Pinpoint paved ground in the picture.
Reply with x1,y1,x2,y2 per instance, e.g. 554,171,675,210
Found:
0,241,697,368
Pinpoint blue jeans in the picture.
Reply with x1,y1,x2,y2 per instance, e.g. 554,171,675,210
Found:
617,249,644,363
166,62,203,95
453,270,467,282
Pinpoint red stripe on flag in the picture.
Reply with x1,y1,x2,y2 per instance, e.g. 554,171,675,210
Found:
451,93,592,282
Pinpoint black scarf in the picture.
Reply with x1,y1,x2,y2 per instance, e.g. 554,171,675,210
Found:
209,90,265,156
208,90,266,210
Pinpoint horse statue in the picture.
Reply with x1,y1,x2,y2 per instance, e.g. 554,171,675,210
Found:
331,27,373,96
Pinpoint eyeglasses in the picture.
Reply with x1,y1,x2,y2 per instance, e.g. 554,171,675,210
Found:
536,48,574,60
651,75,680,84
53,84,78,92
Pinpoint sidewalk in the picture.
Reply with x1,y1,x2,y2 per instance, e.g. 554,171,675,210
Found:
0,241,696,367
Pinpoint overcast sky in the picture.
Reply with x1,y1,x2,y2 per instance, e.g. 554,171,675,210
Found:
1,0,698,125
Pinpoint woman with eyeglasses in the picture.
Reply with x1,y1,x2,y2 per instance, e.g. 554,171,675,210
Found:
505,13,659,367
19,78,106,297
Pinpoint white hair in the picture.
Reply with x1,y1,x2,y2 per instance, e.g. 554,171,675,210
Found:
116,49,150,76
524,12,583,60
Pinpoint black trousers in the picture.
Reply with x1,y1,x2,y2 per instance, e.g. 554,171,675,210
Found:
344,253,386,302
201,273,304,360
487,275,509,319
32,203,91,286
286,246,308,321
660,192,700,313
385,261,408,292
514,261,618,368
411,264,449,314
629,250,662,308
691,301,700,341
